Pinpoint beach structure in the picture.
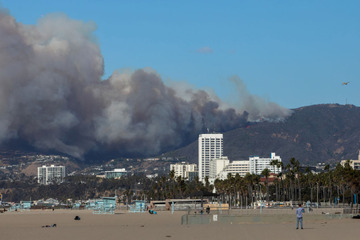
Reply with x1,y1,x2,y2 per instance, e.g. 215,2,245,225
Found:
92,196,117,214
129,200,146,213
21,201,31,211
9,203,21,212
8,202,31,212
85,199,99,209
149,199,209,211
72,202,81,209
37,165,66,185
33,198,60,208
198,133,223,182
170,162,197,180
166,199,209,211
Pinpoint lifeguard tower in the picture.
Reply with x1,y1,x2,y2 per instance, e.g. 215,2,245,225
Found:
9,203,20,212
85,199,98,209
21,201,31,211
92,196,116,214
129,200,146,213
72,202,81,209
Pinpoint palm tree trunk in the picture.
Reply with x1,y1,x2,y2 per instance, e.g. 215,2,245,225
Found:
342,185,345,207
317,182,319,208
298,178,302,202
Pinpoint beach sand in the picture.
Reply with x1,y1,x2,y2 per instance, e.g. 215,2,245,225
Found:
1,209,359,240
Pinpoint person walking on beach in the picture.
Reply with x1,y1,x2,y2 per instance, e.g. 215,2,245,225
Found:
296,204,305,229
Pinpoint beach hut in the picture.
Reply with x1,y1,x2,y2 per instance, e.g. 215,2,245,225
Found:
93,197,116,214
21,201,31,211
129,200,146,213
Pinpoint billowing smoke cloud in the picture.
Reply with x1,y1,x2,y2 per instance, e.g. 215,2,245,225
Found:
0,9,291,158
229,76,292,121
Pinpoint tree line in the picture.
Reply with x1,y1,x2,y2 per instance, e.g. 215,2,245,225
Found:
0,158,359,208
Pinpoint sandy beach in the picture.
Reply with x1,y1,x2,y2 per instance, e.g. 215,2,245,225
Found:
1,209,359,240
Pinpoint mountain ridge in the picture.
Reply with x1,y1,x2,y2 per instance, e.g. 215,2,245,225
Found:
1,104,359,167
162,104,360,165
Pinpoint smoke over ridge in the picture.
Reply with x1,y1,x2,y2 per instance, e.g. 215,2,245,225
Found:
0,9,291,159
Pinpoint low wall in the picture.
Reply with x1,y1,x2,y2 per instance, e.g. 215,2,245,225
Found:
181,208,353,225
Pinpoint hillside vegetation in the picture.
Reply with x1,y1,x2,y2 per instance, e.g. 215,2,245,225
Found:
164,104,360,165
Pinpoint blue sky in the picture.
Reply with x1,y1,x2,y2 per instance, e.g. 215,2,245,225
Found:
1,0,359,109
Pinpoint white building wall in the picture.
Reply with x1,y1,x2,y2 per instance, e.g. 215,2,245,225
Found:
209,153,282,186
223,160,250,177
209,156,229,180
340,150,360,170
37,165,66,185
212,160,250,180
198,133,223,181
249,152,282,175
170,162,198,179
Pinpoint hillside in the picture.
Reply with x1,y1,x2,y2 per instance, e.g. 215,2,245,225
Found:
163,104,360,165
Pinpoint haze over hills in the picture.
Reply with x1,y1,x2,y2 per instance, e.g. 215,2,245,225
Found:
163,104,360,166
1,104,359,168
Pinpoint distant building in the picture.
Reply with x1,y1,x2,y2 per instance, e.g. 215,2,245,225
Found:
146,173,158,179
209,153,282,183
209,157,249,183
170,162,197,180
249,152,282,175
198,133,223,181
105,168,127,179
220,160,250,178
37,165,66,185
187,171,199,181
340,151,360,170
209,156,230,179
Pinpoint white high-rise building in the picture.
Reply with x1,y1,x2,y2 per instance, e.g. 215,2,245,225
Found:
209,156,229,179
170,162,197,179
249,152,282,175
198,133,223,181
37,165,66,185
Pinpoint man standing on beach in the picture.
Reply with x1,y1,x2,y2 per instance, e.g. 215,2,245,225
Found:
296,204,305,229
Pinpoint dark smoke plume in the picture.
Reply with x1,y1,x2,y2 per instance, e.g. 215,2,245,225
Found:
0,9,292,158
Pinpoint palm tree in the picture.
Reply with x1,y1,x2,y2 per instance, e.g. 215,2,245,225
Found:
324,164,333,206
234,173,242,207
169,170,175,181
244,173,254,208
305,167,316,204
214,179,225,203
204,176,212,192
261,168,271,204
275,161,284,202
226,173,236,208
270,159,279,174
285,163,294,202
